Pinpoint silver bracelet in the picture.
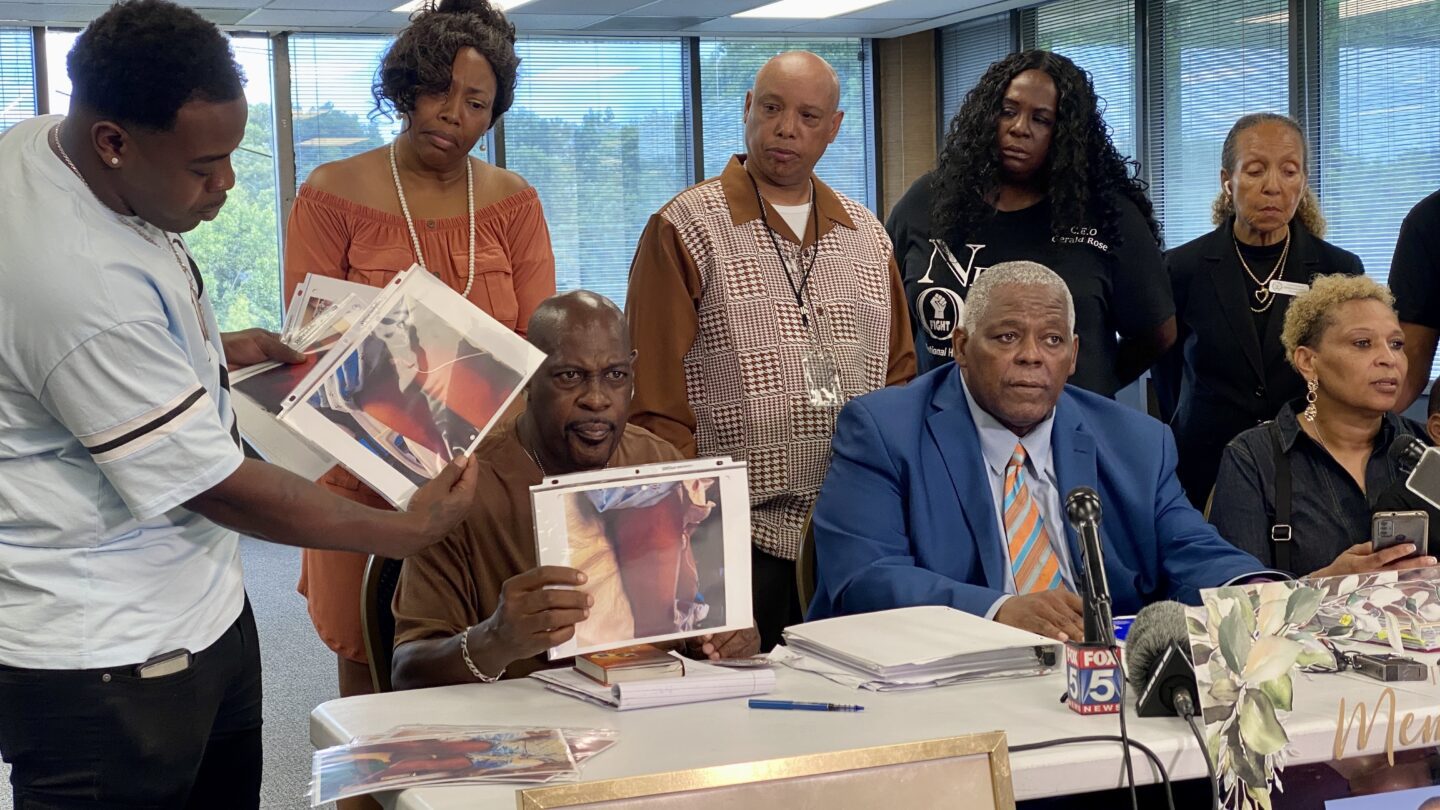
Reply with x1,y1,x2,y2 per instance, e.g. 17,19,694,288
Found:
460,626,505,683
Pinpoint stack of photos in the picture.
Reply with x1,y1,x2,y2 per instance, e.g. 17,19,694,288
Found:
531,458,754,659
280,267,546,508
230,276,381,480
309,725,617,806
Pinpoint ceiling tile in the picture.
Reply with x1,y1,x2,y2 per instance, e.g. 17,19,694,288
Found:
621,0,769,14
507,12,612,30
173,0,270,9
787,16,923,33
261,0,400,10
848,0,988,18
585,15,706,31
515,0,644,13
0,3,106,24
683,16,799,33
238,8,377,25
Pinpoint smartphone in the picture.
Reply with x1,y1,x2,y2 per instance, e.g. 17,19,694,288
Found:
1372,510,1429,559
135,649,193,679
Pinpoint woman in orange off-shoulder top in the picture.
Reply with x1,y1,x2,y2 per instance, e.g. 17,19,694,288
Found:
284,0,555,699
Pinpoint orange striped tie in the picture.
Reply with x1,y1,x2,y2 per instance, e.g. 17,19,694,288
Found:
1003,444,1064,594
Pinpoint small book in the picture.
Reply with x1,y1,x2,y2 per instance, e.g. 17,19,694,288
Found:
576,644,684,686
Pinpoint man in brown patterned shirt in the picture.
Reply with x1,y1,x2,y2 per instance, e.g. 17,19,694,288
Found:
625,51,916,649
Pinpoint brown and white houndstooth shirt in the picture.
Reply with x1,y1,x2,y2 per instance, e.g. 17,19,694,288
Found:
627,155,915,561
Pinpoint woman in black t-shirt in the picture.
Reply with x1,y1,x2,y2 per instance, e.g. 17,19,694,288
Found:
886,50,1174,396
1156,113,1362,507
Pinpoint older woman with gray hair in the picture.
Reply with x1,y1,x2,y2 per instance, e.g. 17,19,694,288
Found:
1209,274,1437,578
1158,113,1362,509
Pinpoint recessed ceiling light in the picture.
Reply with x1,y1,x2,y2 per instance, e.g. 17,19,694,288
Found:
391,0,536,12
734,0,890,19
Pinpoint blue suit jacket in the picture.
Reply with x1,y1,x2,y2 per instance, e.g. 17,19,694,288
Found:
808,364,1268,621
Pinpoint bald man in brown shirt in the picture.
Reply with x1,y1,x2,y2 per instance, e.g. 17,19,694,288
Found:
391,292,758,689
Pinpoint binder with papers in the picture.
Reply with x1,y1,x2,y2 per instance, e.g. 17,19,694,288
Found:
778,606,1061,691
530,655,776,711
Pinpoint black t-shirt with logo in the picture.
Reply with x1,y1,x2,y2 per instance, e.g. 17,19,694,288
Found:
885,171,1173,397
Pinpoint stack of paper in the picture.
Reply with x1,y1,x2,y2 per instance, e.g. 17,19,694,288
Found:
531,655,776,710
778,606,1061,691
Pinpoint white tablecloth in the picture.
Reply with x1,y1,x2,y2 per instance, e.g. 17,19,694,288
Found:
310,661,1440,808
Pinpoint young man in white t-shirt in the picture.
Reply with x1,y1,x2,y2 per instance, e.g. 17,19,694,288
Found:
0,2,479,806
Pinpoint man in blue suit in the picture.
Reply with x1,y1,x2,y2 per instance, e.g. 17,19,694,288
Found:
809,261,1274,640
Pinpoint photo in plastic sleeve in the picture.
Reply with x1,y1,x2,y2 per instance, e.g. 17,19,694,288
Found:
281,268,545,507
533,460,754,659
282,274,380,347
310,727,577,806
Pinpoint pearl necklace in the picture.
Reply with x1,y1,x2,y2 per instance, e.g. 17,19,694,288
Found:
390,138,475,298
51,122,210,340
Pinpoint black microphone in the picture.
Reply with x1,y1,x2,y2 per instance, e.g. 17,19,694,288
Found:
1390,435,1426,474
1065,486,1115,647
1125,601,1199,719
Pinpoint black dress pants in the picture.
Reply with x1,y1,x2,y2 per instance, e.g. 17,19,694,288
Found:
752,545,804,651
0,599,263,809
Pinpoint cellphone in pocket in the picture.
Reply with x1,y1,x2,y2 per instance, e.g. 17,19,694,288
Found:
1371,510,1429,559
135,649,193,679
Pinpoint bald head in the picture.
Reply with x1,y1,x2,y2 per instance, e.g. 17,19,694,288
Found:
526,290,628,356
753,51,840,112
522,290,636,474
743,51,845,197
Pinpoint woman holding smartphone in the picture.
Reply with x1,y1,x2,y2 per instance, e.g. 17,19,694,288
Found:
1209,274,1439,577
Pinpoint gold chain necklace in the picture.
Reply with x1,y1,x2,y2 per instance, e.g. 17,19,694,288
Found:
51,123,210,340
1234,229,1292,314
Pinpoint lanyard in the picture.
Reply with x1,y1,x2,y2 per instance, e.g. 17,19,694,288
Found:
749,172,819,329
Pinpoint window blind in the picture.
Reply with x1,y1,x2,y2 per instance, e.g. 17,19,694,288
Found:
699,38,877,211
506,38,692,307
0,28,37,133
1020,0,1139,164
289,34,401,188
1315,0,1440,287
1145,0,1290,247
937,14,1015,144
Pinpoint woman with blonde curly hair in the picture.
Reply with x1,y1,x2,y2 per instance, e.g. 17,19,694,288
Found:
1209,274,1438,578
1158,113,1362,508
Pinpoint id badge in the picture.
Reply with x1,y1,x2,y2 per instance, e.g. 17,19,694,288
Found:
802,349,843,408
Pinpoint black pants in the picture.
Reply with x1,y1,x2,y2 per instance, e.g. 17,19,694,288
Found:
0,599,263,809
752,546,804,652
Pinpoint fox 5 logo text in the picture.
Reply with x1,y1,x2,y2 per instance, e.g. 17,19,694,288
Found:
1066,645,1121,715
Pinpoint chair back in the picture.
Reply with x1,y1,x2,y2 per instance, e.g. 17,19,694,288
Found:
360,555,404,693
795,504,817,615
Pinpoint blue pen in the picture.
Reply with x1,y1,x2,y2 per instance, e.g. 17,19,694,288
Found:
749,699,865,712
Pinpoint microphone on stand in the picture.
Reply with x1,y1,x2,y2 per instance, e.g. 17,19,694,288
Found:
1065,486,1115,647
1127,600,1220,810
1125,601,1199,719
1061,487,1121,716
1390,435,1426,475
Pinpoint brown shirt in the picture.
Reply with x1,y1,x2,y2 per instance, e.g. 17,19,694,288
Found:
391,417,683,679
284,181,557,663
625,155,916,561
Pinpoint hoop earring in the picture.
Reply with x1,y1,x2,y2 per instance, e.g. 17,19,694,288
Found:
1303,378,1319,423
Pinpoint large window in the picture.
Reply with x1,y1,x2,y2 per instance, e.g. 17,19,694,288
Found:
506,38,691,307
699,38,877,211
1316,0,1440,287
289,34,398,188
1021,0,1138,164
44,30,282,333
937,15,1014,142
0,28,36,133
1147,0,1290,246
